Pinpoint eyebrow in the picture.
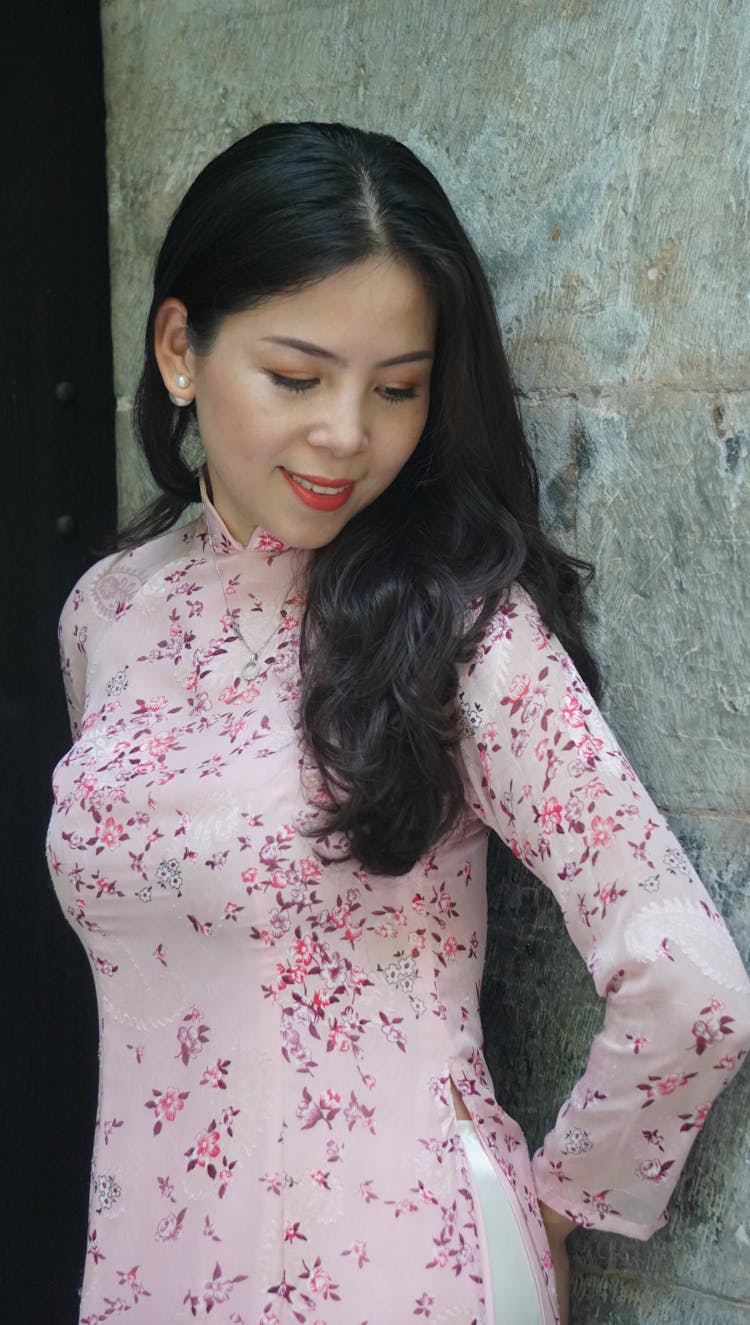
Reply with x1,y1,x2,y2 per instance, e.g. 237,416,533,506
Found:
261,336,434,369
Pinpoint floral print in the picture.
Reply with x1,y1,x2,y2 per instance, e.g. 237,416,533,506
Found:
47,478,750,1323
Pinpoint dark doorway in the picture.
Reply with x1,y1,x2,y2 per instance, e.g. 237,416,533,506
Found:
1,3,117,1322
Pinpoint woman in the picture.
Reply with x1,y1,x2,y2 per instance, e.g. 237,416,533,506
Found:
48,121,750,1325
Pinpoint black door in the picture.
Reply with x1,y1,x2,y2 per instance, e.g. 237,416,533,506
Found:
1,3,117,1322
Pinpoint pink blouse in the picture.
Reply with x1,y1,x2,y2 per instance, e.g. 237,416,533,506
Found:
47,482,750,1324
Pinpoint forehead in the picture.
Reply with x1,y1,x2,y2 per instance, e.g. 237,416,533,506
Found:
222,257,436,349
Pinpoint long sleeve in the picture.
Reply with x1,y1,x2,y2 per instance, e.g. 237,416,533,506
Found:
457,583,750,1239
57,581,90,741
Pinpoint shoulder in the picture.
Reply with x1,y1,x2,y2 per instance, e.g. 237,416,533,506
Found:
457,582,585,730
462,582,558,680
58,516,202,651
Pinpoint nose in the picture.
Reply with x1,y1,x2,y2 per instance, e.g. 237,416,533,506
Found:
306,390,368,457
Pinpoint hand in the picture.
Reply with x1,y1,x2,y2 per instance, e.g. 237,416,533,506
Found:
539,1200,576,1325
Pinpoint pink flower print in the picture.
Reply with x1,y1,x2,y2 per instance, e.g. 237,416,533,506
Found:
414,1290,435,1316
177,1017,210,1065
341,1240,369,1268
300,1258,340,1301
411,893,426,914
296,1087,341,1130
155,1208,186,1242
581,1189,621,1221
583,777,611,801
191,1261,248,1312
220,1104,240,1136
636,1158,675,1183
93,1173,121,1213
145,695,168,712
299,856,322,880
261,1171,283,1195
94,956,118,978
442,935,459,960
200,1059,230,1090
145,1087,189,1136
147,731,178,760
379,1013,406,1052
343,1090,376,1134
222,901,244,922
537,797,563,831
584,815,616,849
639,874,660,893
678,1103,713,1132
574,732,603,770
193,1129,221,1166
203,1214,220,1241
594,881,627,917
157,1174,176,1201
87,1227,105,1265
560,1126,592,1155
291,935,317,970
560,694,586,727
642,1128,665,1150
95,816,126,848
283,1221,307,1245
626,1034,649,1054
636,1070,697,1106
510,727,530,758
257,530,285,553
509,672,531,701
102,1118,124,1146
691,1008,735,1055
664,846,692,876
218,1164,235,1193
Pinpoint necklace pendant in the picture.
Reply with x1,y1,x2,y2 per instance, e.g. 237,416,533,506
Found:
241,654,260,682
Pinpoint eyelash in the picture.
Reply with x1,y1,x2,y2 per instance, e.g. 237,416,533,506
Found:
267,372,417,405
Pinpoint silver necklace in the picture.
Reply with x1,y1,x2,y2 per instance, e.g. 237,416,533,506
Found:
206,530,291,683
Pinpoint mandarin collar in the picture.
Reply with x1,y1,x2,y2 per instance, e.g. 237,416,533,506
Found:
197,466,289,558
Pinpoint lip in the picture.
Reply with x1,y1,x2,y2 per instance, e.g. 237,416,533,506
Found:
281,468,356,512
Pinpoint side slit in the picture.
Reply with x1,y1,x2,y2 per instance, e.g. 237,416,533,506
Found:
450,1072,550,1325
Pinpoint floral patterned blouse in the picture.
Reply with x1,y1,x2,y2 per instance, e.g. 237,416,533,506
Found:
47,479,750,1325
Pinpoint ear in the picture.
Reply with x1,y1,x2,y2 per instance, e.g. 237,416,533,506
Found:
154,297,195,403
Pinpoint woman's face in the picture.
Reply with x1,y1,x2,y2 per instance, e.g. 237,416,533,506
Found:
174,257,436,549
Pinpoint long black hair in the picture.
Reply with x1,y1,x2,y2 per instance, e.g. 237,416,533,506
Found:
125,120,599,875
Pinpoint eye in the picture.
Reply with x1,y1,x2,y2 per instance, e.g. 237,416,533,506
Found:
378,386,419,405
267,371,317,394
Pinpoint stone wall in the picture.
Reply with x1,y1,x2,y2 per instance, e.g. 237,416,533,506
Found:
101,2,750,1319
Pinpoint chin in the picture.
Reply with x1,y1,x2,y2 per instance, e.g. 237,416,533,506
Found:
279,512,355,551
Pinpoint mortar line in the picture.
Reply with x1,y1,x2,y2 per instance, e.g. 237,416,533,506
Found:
577,1264,750,1307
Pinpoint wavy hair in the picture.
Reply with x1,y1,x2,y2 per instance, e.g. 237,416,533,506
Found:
124,121,599,874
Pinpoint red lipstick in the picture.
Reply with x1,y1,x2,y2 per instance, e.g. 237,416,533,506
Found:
281,469,355,512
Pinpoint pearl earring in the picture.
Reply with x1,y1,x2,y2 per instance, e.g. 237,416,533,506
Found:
168,372,192,407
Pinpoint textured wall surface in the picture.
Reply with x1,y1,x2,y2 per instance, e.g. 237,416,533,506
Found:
101,2,750,1319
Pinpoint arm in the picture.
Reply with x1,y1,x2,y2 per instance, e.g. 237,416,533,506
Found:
458,584,750,1238
57,583,89,741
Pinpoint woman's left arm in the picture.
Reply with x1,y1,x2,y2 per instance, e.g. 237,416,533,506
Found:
458,584,750,1240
